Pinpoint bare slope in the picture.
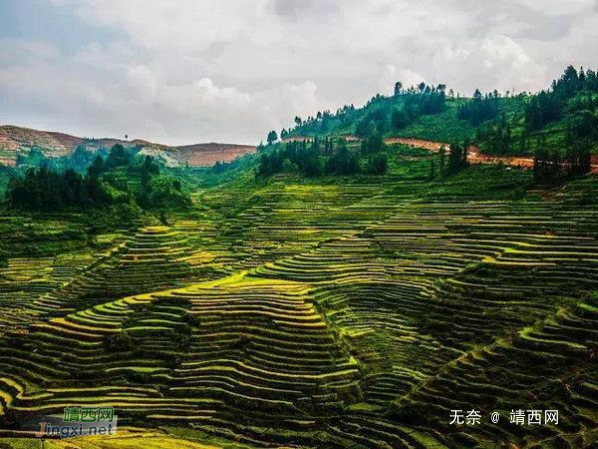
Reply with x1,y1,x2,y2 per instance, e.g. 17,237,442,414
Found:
0,125,256,167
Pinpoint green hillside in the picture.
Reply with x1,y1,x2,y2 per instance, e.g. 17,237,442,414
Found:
0,67,597,448
284,66,598,157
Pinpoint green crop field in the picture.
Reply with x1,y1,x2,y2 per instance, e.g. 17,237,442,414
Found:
0,140,596,449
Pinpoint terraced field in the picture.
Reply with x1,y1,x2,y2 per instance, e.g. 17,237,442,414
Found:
0,162,596,448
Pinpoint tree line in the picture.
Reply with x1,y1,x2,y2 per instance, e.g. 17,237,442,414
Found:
281,82,447,141
6,144,190,212
533,144,592,183
525,65,598,132
358,83,447,136
458,89,500,125
430,142,469,179
257,135,387,177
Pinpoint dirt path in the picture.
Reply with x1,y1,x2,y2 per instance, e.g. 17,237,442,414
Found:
384,138,447,152
284,135,598,172
467,146,535,169
383,137,534,167
389,139,598,173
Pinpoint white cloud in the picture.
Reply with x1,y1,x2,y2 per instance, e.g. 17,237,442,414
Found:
511,0,594,15
379,65,426,93
0,39,60,65
124,65,159,101
2,0,598,144
481,35,530,69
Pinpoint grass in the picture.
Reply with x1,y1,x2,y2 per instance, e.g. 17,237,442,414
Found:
0,155,596,447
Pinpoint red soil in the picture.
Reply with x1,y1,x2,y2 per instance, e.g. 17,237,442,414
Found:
0,125,256,167
171,143,257,166
384,137,448,152
386,138,598,173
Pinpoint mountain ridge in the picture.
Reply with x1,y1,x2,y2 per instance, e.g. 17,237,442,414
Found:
0,124,256,167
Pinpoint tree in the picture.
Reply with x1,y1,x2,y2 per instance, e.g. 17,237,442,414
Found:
394,81,403,97
267,130,278,145
325,145,359,175
458,90,499,125
439,147,446,174
140,155,160,187
360,131,384,155
446,142,468,175
70,146,95,171
106,144,130,169
392,108,410,130
567,110,598,142
87,155,105,178
429,159,436,180
366,153,388,175
476,114,511,155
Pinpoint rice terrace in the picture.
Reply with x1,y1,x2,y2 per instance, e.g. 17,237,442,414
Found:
1,1,598,448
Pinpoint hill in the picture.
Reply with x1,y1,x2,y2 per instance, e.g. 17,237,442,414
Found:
282,66,598,158
0,65,597,448
0,125,256,167
171,142,260,167
0,152,596,447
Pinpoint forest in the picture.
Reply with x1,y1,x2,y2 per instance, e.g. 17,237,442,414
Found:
6,144,191,213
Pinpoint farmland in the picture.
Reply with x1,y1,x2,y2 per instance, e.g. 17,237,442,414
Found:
0,144,596,448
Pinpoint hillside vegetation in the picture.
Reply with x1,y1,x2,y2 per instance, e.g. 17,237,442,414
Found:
0,67,596,448
282,66,598,159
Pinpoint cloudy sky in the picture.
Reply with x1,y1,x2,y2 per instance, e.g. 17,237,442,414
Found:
1,0,597,145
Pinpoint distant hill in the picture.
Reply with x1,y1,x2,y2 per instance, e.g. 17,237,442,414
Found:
0,125,256,167
170,142,261,167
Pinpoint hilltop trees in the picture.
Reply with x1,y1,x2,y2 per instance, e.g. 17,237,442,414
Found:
524,66,598,183
267,130,278,145
284,81,447,141
525,65,598,132
394,81,403,97
458,89,500,125
354,83,446,136
531,95,597,184
525,91,562,131
418,84,446,114
277,65,598,171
